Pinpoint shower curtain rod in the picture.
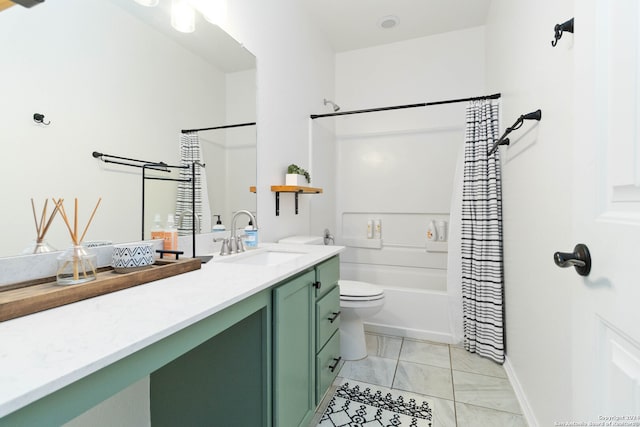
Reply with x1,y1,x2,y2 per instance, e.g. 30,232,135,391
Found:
310,93,501,119
181,121,256,133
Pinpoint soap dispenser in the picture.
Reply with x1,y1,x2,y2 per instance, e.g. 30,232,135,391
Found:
151,214,164,241
243,218,258,249
164,214,178,258
212,215,226,233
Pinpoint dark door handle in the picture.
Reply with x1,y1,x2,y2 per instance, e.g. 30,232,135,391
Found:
313,281,321,289
554,243,591,276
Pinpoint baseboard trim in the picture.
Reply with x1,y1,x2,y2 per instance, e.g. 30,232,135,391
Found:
503,355,539,427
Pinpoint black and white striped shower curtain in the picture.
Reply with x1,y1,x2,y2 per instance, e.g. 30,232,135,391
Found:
461,100,505,364
175,132,206,236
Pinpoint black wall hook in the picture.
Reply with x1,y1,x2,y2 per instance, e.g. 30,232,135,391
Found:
552,18,574,47
33,113,51,125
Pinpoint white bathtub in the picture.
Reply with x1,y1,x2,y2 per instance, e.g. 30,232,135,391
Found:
340,262,455,344
364,286,453,344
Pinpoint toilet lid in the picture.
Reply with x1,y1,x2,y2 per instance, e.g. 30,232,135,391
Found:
339,280,384,299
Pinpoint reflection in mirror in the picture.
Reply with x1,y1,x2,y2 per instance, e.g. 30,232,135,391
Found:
0,0,256,258
196,120,257,235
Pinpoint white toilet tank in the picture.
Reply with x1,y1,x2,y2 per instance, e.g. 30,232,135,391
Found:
278,236,324,245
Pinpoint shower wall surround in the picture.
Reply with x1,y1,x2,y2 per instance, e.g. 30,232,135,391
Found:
332,26,486,341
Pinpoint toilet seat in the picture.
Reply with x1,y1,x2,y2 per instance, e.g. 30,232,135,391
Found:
339,280,384,301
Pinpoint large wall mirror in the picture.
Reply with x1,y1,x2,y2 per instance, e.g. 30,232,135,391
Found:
0,0,256,258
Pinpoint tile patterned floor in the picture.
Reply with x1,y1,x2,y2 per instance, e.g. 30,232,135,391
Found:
311,333,528,427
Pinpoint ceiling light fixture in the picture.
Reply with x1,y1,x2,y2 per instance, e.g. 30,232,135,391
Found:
171,0,195,33
191,0,228,26
132,0,228,33
378,15,398,29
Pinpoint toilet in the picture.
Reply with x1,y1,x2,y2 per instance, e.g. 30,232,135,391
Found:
338,280,385,360
278,236,386,361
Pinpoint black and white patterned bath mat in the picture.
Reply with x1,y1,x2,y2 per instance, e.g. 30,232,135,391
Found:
318,381,433,426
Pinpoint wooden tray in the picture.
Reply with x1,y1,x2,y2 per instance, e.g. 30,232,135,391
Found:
0,258,201,322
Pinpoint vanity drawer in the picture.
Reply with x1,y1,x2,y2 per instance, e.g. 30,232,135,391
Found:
316,330,341,404
316,285,340,349
314,256,340,299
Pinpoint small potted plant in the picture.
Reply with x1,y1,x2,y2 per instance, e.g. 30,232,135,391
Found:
286,164,311,186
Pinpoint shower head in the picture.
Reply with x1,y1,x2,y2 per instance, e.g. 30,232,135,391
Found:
324,98,340,112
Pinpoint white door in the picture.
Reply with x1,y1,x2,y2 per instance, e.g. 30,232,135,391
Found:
573,0,640,420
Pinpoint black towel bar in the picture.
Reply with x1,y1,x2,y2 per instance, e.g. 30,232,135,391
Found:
488,109,542,156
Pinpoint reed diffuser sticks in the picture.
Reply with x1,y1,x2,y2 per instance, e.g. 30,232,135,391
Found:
54,197,102,246
30,198,60,244
54,197,102,284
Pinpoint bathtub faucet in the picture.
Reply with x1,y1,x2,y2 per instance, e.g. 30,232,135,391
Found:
324,228,335,245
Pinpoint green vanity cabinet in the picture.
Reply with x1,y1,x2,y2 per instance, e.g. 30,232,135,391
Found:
272,255,341,426
313,256,341,404
314,255,340,300
316,285,340,349
273,269,316,427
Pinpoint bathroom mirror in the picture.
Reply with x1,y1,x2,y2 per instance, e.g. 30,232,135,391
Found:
0,0,256,258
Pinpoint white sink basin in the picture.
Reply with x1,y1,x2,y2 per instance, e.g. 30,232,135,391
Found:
220,250,306,266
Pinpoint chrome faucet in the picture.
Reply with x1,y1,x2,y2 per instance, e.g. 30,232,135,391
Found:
223,210,257,255
176,209,201,234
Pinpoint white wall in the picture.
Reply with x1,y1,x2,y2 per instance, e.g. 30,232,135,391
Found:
485,0,574,425
224,0,336,242
335,27,487,116
332,28,485,337
0,0,227,256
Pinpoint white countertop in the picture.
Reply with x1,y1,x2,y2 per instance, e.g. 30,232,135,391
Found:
0,243,344,418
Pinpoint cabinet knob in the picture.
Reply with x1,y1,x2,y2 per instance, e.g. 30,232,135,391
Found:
328,311,341,323
329,357,342,373
313,281,322,289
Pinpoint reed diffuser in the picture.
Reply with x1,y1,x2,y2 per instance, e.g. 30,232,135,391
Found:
55,197,102,285
22,198,60,254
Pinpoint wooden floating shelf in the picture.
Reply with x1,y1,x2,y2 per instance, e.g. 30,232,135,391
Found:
270,185,323,194
269,186,323,216
248,185,323,215
0,258,201,322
